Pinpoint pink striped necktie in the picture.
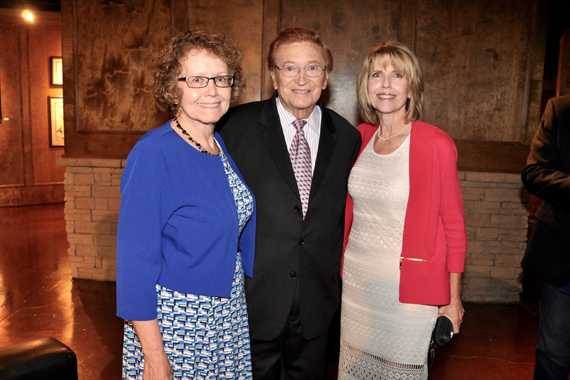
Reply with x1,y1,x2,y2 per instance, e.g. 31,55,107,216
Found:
289,119,312,218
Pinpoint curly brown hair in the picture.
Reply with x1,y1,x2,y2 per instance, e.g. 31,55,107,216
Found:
154,30,245,114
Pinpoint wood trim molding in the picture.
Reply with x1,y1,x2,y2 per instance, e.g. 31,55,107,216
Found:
0,184,64,207
456,140,529,174
261,0,280,100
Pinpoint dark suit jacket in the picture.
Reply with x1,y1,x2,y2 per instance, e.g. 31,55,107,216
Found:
217,93,361,340
521,95,570,287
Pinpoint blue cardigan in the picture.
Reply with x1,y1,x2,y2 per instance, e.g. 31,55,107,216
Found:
116,121,256,321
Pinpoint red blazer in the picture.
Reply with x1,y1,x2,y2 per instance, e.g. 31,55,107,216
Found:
344,121,467,305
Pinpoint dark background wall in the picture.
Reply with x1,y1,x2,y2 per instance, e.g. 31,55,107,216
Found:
0,8,64,206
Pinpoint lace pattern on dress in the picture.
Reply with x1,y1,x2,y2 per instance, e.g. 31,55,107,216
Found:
338,137,437,380
339,341,426,380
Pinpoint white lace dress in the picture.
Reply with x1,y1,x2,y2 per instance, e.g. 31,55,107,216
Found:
338,135,438,380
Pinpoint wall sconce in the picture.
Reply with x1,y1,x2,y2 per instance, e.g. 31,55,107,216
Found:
21,10,34,23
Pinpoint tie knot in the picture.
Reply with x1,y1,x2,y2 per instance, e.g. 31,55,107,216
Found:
293,119,307,131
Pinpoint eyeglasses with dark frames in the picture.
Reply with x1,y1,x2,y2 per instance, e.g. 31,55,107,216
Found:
275,64,326,78
178,76,235,88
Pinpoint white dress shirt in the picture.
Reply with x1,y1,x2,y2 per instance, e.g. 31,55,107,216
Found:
275,97,321,173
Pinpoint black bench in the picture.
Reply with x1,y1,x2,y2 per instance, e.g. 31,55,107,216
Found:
0,337,77,380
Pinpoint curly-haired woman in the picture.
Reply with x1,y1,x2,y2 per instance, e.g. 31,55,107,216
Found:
116,30,255,380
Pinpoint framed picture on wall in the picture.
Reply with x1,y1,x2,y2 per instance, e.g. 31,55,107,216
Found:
50,56,63,86
49,96,64,147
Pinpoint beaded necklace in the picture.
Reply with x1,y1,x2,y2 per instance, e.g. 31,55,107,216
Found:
377,122,412,141
173,118,217,156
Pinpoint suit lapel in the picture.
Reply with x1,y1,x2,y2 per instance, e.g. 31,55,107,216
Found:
309,102,336,202
258,96,338,209
259,94,300,198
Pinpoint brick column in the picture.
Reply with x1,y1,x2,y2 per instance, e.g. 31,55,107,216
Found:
460,171,531,302
57,158,125,281
56,163,533,302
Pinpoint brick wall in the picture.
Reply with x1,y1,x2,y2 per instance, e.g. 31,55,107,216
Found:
57,160,531,302
460,172,530,303
58,158,125,281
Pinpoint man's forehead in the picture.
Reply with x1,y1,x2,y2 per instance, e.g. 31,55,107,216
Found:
275,42,325,63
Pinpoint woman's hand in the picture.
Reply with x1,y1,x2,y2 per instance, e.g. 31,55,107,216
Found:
438,272,464,333
132,319,173,380
438,297,464,334
142,350,173,380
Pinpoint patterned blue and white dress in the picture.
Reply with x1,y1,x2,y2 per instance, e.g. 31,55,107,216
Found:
122,144,254,380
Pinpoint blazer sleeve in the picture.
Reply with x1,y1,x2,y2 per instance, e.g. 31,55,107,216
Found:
521,98,570,210
116,141,171,321
437,133,467,273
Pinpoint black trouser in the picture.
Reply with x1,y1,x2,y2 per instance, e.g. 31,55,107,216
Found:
534,282,570,380
250,284,329,380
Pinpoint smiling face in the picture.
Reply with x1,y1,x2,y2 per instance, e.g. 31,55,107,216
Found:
176,50,232,130
271,41,329,119
367,58,410,122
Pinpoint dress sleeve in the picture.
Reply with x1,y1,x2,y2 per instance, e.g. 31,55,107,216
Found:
521,99,570,210
116,141,171,320
438,135,467,273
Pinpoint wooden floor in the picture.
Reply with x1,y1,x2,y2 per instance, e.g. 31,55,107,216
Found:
0,203,540,379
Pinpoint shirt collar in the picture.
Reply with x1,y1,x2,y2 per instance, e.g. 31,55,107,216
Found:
275,96,321,135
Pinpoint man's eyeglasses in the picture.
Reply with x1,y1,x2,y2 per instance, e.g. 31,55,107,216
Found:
178,76,235,88
275,64,326,78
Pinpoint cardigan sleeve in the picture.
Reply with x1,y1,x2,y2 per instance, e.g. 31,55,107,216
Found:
437,133,467,273
116,140,172,321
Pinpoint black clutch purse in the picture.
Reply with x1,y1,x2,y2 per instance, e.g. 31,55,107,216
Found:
428,316,454,368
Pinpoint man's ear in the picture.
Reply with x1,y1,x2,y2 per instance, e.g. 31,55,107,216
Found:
271,69,279,90
322,71,330,90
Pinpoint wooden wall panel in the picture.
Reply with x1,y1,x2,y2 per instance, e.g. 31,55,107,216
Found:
61,0,174,157
415,0,546,144
29,25,66,185
280,0,400,125
74,0,171,132
187,0,265,105
261,0,281,100
0,185,65,207
0,9,65,206
59,0,548,173
0,22,25,187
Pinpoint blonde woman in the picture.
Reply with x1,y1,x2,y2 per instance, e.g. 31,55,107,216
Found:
339,41,467,379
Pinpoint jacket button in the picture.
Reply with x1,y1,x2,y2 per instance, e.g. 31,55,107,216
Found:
298,239,304,245
290,271,297,278
294,205,301,212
